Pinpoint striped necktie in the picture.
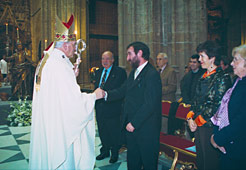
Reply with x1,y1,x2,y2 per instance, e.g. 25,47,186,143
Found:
100,69,107,89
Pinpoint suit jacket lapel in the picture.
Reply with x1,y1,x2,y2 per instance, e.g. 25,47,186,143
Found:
127,69,134,84
128,63,150,89
103,65,118,89
161,65,168,76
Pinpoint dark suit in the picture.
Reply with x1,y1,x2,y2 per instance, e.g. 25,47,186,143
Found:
214,77,246,170
180,68,205,104
108,63,162,170
94,65,127,156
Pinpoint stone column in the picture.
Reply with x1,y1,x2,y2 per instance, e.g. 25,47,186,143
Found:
166,0,207,94
118,0,207,91
30,0,41,62
118,0,155,73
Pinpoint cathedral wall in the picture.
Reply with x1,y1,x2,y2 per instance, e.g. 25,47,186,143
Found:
118,0,207,95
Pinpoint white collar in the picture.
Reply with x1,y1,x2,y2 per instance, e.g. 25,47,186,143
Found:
134,61,148,79
136,61,148,73
52,49,74,69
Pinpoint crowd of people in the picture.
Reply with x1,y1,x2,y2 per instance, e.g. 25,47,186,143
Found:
7,14,242,170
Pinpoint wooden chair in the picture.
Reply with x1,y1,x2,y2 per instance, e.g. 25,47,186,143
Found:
162,100,172,117
159,134,196,170
174,103,191,137
175,103,191,120
161,100,172,134
160,102,196,170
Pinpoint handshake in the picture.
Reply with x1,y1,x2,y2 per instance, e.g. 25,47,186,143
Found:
94,88,106,100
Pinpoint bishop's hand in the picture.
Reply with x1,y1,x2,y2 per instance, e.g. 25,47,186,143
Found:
94,88,105,100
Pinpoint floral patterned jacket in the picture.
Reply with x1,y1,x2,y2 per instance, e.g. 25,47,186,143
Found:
191,67,232,127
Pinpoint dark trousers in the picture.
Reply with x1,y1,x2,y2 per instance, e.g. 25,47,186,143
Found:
96,115,120,155
126,131,159,170
219,154,245,170
195,126,220,170
168,102,181,135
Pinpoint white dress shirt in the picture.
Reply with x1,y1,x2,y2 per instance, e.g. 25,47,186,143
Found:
134,61,148,79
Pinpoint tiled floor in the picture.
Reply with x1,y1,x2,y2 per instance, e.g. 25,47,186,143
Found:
0,125,29,170
0,124,175,170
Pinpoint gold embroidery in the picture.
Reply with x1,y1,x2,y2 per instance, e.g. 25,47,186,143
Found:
35,53,50,91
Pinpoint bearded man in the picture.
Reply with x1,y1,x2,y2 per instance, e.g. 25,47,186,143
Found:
104,42,162,170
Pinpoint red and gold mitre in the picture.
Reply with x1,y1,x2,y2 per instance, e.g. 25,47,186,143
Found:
54,15,76,42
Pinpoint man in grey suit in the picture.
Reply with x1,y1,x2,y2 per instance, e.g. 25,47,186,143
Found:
105,42,162,170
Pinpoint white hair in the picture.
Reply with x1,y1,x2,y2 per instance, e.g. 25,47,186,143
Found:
158,52,168,59
55,41,65,48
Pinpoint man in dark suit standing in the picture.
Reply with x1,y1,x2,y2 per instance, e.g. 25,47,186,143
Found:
94,51,127,163
105,42,162,170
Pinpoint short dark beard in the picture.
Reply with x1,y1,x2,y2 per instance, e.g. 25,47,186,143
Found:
130,55,140,69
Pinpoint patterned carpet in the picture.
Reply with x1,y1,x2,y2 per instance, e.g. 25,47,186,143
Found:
0,124,175,170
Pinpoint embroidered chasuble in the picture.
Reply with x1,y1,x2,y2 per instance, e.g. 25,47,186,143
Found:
29,49,96,170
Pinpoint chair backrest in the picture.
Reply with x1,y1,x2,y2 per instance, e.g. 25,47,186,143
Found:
162,100,172,117
175,103,191,120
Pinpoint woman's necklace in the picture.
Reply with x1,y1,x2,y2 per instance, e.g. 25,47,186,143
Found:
203,66,217,78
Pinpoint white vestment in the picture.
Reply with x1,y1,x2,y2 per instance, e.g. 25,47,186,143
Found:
29,49,96,170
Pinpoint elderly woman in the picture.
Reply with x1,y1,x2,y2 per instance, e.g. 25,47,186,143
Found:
186,40,232,170
210,44,246,170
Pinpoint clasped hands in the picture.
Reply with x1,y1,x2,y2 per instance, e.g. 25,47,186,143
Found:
94,88,106,100
187,118,197,132
93,88,135,133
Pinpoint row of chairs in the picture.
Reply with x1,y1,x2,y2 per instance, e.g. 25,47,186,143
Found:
160,100,197,170
162,100,190,120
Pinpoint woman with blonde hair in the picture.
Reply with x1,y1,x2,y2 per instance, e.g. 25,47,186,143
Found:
211,44,246,170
